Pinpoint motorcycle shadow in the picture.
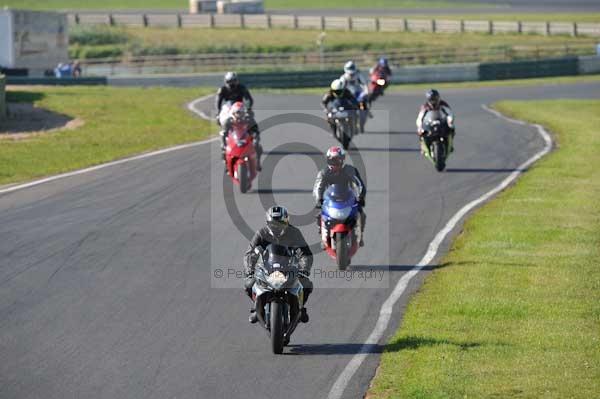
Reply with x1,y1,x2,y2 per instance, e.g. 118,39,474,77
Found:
349,263,452,272
348,146,419,153
285,343,381,356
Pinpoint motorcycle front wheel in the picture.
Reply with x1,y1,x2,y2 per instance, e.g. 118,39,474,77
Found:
432,141,446,172
336,232,350,270
270,300,285,354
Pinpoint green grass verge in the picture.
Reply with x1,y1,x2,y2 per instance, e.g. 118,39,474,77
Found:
69,25,596,60
256,74,600,95
0,86,214,186
367,99,600,398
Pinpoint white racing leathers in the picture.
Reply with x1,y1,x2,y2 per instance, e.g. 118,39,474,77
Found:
340,72,369,101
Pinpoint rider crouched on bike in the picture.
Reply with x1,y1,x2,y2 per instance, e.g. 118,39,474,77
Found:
313,146,367,247
244,206,313,324
216,72,262,167
322,79,358,136
219,101,262,171
416,89,455,153
370,57,392,78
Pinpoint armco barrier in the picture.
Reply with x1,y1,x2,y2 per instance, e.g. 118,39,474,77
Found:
577,55,600,75
6,77,107,85
238,70,339,88
393,63,479,84
0,74,6,122
479,57,579,81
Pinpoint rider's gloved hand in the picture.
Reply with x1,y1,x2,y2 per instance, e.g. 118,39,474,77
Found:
417,129,425,136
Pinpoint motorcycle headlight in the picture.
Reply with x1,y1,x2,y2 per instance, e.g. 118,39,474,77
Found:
328,206,352,221
267,271,287,289
336,111,349,118
376,79,386,85
236,138,247,147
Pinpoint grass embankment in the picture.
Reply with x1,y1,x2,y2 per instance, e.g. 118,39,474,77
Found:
368,100,600,398
0,86,214,186
68,25,596,60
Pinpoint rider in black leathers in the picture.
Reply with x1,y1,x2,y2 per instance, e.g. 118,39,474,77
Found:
322,78,359,136
313,146,367,247
215,71,254,116
244,206,313,324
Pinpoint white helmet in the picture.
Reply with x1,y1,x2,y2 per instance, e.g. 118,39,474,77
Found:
330,79,345,96
344,60,357,74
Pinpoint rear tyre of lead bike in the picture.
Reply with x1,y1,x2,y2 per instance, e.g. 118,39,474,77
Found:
336,232,350,270
432,141,446,172
339,123,351,150
238,162,249,193
270,301,285,354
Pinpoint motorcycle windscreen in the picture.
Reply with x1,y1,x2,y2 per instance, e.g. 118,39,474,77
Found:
322,184,357,220
262,244,294,274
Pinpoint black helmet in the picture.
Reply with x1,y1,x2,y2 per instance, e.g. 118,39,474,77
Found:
266,206,289,237
426,89,440,108
224,71,239,88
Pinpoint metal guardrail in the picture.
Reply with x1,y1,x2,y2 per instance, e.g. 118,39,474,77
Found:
0,74,5,121
80,43,596,76
479,57,580,80
68,12,600,37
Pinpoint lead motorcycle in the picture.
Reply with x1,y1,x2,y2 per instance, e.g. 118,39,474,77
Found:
320,184,360,270
252,244,305,354
225,120,258,193
420,110,453,172
326,98,357,150
368,69,390,104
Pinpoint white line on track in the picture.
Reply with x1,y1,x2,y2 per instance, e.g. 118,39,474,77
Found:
0,94,216,196
327,104,553,399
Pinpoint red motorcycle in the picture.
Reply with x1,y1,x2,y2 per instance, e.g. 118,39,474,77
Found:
368,70,390,103
225,121,258,193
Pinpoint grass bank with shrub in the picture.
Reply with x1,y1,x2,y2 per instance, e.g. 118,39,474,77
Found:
368,99,600,398
0,86,214,186
68,25,596,60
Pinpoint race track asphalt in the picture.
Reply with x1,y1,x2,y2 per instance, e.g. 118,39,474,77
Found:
1,83,599,399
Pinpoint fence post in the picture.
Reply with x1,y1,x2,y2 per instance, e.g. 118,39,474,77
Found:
177,13,182,28
74,13,80,25
267,14,272,29
240,14,245,29
488,20,493,34
517,21,522,34
293,15,298,29
210,13,215,28
108,13,115,26
545,21,550,36
403,18,408,32
431,19,436,33
572,22,578,37
321,16,326,30
460,19,465,33
348,17,353,31
142,14,148,27
375,17,380,32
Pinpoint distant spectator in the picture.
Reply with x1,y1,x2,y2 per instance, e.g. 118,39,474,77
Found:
54,61,82,78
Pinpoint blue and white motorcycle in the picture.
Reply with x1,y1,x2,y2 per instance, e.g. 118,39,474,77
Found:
319,184,360,270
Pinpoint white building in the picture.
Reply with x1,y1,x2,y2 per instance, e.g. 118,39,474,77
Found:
0,9,68,76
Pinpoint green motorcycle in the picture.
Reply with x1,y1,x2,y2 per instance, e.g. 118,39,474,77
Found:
420,110,453,172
